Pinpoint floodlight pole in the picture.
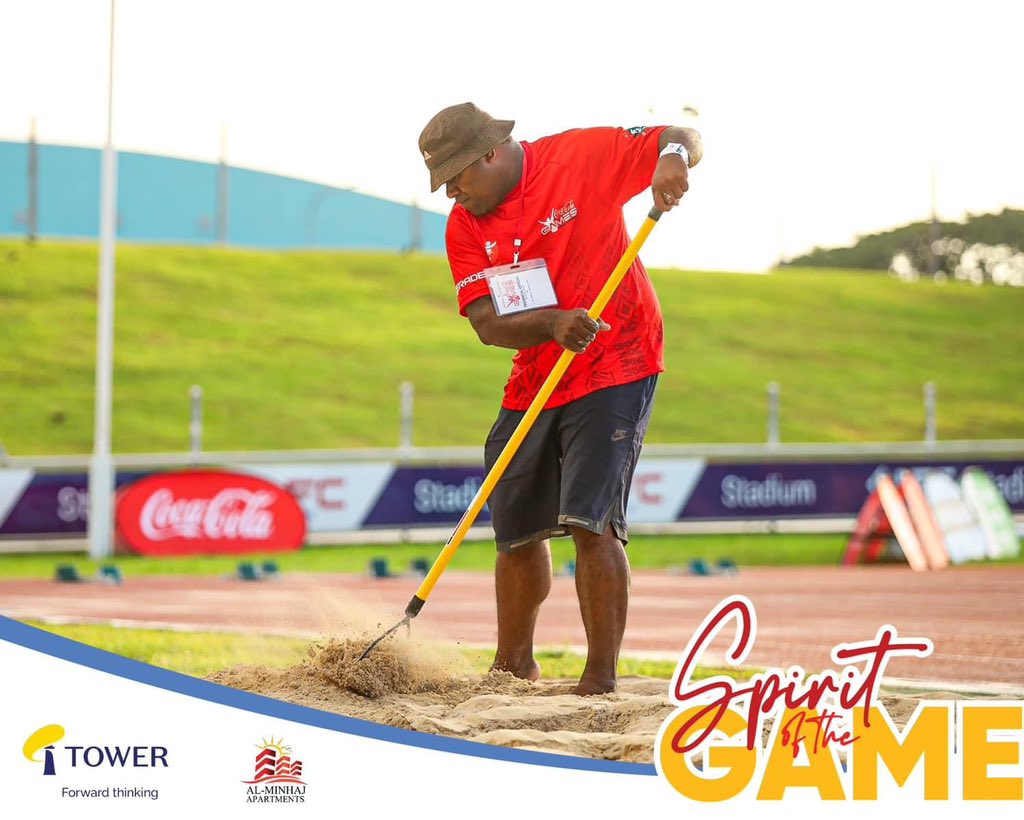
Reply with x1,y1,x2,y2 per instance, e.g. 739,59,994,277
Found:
88,0,118,559
27,118,38,244
216,126,228,244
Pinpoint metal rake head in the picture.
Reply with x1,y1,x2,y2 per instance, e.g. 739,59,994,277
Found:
358,615,411,661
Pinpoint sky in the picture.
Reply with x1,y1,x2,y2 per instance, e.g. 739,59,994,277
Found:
2,0,1022,271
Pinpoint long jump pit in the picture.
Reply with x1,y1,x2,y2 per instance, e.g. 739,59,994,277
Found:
2,564,1022,763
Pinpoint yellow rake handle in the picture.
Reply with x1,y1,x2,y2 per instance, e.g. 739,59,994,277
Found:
403,207,663,619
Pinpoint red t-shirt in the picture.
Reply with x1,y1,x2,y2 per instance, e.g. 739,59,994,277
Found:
445,126,667,411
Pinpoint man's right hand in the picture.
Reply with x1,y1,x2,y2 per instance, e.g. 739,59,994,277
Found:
466,298,610,352
551,308,611,354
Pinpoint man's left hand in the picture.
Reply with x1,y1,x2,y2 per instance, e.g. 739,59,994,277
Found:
652,154,689,213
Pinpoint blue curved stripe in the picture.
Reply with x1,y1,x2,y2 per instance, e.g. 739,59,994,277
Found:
0,616,656,776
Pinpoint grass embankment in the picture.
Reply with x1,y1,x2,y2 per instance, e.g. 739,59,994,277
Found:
2,241,1022,455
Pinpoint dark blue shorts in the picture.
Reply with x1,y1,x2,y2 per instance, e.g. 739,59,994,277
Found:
484,375,658,551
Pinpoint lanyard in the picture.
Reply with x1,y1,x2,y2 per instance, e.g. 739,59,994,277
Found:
511,146,530,267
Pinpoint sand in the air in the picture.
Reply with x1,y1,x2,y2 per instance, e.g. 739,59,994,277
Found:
205,635,1000,764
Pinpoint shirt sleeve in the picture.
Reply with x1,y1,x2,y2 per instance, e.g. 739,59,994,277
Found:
445,206,492,316
573,126,669,208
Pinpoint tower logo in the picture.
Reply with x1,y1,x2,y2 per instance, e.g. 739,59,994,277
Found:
23,724,66,775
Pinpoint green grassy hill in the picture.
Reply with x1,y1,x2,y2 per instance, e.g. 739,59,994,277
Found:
2,240,1022,455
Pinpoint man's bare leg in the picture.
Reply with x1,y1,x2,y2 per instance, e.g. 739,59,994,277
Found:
490,539,552,681
571,524,630,695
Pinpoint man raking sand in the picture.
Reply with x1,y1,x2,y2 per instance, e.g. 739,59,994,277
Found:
359,104,702,695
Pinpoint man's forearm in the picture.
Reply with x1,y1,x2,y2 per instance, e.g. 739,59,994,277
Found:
475,306,560,350
658,127,703,168
466,298,607,353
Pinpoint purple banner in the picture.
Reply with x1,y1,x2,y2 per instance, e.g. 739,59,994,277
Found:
0,472,148,538
362,466,490,528
679,461,1024,519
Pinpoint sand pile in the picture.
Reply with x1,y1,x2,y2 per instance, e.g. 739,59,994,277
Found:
205,632,673,762
206,634,1000,764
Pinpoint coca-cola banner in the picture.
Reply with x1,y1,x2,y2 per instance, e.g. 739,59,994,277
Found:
115,471,306,555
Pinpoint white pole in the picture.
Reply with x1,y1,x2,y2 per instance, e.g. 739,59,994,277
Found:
217,126,228,244
88,0,118,560
189,385,204,460
924,381,937,446
767,381,780,447
28,117,38,243
399,381,414,450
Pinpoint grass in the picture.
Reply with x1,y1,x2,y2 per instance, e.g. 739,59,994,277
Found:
0,532,853,579
24,620,313,678
23,619,726,681
2,241,1022,455
4,531,1018,579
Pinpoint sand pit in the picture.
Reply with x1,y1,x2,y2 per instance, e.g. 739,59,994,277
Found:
205,635,999,765
207,634,674,762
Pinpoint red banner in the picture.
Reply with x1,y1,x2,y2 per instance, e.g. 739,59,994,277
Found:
115,471,306,556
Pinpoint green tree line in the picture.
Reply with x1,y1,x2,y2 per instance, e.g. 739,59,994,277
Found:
784,208,1024,285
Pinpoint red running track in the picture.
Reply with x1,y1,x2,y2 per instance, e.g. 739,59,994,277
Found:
1,565,1022,692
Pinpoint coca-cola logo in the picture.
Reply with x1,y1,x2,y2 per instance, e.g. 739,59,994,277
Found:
116,472,305,556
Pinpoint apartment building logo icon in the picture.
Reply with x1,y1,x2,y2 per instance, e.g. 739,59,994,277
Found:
244,737,305,785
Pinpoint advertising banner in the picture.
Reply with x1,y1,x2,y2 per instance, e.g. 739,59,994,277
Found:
680,461,1024,520
0,471,149,538
362,466,491,527
238,463,394,533
115,471,306,556
2,459,1022,540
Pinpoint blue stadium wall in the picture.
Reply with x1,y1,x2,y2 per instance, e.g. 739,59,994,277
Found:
0,140,446,252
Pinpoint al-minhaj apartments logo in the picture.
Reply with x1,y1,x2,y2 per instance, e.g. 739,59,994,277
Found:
243,736,307,803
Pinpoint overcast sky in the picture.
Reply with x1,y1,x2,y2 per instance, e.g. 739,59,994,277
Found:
2,0,1022,271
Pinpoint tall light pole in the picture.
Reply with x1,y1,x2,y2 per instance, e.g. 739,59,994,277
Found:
216,126,229,244
88,0,118,559
27,118,38,244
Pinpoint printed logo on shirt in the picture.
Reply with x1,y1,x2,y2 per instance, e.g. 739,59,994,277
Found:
539,200,579,235
485,240,497,262
627,126,651,137
455,271,488,292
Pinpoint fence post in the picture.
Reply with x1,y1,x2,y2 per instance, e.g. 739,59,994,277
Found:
189,385,204,460
399,381,414,451
924,381,937,446
767,381,780,447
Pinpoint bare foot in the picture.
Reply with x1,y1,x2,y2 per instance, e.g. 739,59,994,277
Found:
571,675,616,696
490,656,541,682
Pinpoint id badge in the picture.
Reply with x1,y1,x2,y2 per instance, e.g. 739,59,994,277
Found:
484,259,558,316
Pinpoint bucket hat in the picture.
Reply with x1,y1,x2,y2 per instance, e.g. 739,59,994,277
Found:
418,103,515,192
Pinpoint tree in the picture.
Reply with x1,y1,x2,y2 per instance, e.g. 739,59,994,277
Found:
784,209,1024,286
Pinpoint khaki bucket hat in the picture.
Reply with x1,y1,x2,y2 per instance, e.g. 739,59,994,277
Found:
418,103,515,193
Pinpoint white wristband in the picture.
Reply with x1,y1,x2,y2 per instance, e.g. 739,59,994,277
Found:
659,142,690,167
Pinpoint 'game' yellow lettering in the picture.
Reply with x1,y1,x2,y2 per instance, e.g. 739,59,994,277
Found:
758,708,846,800
658,707,757,801
963,705,1023,801
851,705,949,799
